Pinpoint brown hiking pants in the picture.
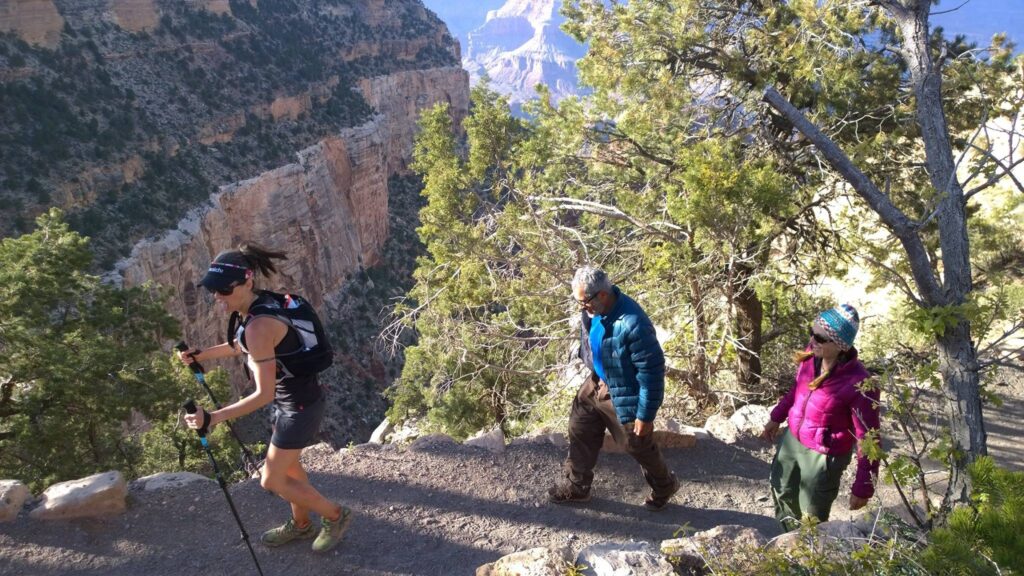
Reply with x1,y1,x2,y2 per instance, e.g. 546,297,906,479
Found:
563,376,675,495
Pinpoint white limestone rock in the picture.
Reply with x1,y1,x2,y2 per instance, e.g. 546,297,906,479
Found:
662,419,710,440
476,545,574,576
369,417,394,444
661,524,767,572
30,471,127,520
576,541,675,576
465,427,506,453
0,480,32,522
703,414,740,444
729,405,772,438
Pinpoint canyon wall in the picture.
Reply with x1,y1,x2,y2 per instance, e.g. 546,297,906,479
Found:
114,66,469,350
0,0,64,48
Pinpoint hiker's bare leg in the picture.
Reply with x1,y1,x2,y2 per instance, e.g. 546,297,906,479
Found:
285,459,311,526
261,445,340,521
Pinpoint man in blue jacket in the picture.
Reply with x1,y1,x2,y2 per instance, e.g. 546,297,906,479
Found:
548,267,680,511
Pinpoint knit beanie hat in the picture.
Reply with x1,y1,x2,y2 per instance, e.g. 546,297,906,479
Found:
813,304,859,351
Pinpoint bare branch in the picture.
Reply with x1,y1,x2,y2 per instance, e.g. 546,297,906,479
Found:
528,195,689,243
962,146,1024,201
762,86,944,304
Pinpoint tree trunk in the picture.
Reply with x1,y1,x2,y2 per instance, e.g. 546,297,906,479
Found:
890,1,986,508
732,264,764,391
688,276,710,394
937,321,987,509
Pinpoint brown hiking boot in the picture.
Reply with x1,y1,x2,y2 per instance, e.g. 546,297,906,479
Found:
643,473,680,511
548,481,592,504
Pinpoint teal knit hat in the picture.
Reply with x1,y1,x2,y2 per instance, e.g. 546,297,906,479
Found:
814,304,860,351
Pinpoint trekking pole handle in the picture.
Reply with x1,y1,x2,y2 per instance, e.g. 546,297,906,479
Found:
175,341,206,374
182,399,211,437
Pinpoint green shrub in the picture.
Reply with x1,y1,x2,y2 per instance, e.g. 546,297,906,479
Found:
921,456,1024,575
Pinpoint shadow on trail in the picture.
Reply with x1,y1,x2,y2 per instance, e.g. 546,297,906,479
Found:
982,393,1024,471
0,439,781,576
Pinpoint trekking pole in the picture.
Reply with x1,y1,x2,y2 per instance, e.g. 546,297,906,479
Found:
176,341,261,477
183,399,265,576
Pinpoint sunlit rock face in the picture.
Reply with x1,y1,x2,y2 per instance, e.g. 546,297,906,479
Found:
425,0,585,114
113,66,469,353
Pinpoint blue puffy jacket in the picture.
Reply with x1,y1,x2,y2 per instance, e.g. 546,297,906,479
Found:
579,286,665,423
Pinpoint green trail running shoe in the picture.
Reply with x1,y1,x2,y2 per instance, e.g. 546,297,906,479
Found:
261,519,316,547
312,505,353,553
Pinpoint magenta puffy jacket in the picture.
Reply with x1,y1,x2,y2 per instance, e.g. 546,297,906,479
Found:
769,349,881,498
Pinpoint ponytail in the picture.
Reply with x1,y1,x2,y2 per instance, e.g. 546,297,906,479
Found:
792,349,851,390
237,242,287,278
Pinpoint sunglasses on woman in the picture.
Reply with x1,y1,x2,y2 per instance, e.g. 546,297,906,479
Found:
208,284,239,297
808,328,833,345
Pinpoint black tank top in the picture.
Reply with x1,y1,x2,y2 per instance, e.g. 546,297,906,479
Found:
237,298,322,407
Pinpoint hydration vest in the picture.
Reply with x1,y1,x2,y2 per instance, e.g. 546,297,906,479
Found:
228,290,334,378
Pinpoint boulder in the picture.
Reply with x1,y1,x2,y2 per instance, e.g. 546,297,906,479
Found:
661,524,767,574
476,545,574,576
663,419,710,440
369,417,393,444
729,405,771,437
465,427,506,453
703,414,739,444
30,471,127,520
389,420,422,444
769,520,867,555
135,472,214,492
0,480,32,522
576,541,675,576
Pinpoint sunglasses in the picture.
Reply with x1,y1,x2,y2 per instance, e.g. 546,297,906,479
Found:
208,283,239,297
575,292,600,307
808,328,833,345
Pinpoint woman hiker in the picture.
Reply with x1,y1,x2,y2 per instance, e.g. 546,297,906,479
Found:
179,243,352,553
760,304,881,529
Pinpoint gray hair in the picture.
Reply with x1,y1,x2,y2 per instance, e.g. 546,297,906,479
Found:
572,266,613,298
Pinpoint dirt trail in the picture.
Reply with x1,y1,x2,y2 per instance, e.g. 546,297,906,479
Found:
0,438,780,576
3,374,1021,576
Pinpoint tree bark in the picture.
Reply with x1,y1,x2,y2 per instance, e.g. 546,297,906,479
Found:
937,321,986,508
688,276,711,394
732,263,764,391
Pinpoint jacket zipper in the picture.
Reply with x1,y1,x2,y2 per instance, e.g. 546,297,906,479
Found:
796,387,814,438
797,361,826,438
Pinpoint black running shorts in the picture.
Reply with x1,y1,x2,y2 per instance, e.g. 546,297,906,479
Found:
270,394,326,450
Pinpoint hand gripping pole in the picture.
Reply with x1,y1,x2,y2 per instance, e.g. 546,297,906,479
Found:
183,400,265,576
176,341,261,477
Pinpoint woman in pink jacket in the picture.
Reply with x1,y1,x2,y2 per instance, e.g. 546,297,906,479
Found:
761,304,880,529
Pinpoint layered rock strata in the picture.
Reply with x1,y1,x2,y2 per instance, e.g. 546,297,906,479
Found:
114,66,469,352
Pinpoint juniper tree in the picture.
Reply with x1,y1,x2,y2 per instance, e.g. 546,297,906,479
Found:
0,209,182,489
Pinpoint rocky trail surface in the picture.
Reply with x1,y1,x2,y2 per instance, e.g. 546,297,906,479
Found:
1,437,780,576
3,372,1022,576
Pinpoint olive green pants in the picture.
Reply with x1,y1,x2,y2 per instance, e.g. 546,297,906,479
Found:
769,428,852,530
